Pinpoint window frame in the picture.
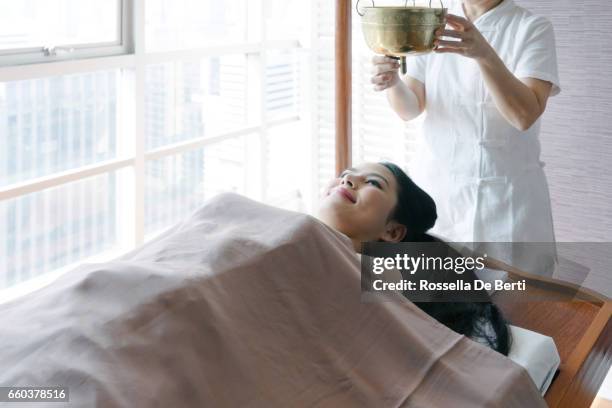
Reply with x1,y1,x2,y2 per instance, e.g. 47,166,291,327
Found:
0,0,133,67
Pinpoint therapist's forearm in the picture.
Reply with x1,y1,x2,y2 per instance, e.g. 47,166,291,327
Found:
477,51,545,131
386,79,423,122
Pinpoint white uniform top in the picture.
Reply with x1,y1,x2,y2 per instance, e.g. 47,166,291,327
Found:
404,0,561,275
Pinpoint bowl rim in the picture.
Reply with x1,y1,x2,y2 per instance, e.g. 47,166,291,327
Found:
360,6,447,12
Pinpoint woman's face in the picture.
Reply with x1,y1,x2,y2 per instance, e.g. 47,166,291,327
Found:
317,163,407,245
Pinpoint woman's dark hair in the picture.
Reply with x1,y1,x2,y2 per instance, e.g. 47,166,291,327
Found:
380,162,437,242
379,162,511,355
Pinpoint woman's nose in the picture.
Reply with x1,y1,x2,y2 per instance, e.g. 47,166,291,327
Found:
341,174,357,189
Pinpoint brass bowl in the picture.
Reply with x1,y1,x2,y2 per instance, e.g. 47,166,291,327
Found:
360,6,447,72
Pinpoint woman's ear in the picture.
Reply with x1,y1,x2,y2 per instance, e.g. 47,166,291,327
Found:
380,221,407,243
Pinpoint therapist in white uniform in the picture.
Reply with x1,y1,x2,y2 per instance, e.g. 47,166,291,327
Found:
371,0,561,274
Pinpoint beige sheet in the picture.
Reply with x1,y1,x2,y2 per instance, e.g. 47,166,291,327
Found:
0,193,546,407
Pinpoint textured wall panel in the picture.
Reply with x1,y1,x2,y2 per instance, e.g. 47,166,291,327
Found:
515,0,612,241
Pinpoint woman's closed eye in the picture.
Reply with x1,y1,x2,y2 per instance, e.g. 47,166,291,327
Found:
366,179,383,189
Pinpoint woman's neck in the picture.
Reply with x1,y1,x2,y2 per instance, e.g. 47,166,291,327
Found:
351,238,362,253
462,0,503,22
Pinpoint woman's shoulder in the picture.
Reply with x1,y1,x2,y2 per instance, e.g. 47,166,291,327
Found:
510,4,554,33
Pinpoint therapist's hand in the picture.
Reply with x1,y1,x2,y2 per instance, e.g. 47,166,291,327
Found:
370,55,401,92
433,14,495,61
434,14,553,131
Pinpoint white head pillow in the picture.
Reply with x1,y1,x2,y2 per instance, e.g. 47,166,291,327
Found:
507,325,560,395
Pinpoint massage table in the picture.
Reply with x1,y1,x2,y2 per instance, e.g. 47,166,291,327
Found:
489,260,611,407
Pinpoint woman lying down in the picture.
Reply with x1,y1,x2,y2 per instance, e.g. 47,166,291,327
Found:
318,162,511,356
0,162,545,408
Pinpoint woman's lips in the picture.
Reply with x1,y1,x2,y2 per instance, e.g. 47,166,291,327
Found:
335,187,356,203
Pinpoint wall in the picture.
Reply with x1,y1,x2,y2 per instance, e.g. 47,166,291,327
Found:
515,0,612,241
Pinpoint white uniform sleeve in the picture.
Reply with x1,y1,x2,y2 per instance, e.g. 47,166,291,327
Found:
403,54,429,85
514,16,561,96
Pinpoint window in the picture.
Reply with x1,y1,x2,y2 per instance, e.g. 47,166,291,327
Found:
0,0,130,66
144,56,248,150
0,0,312,291
145,0,247,52
0,172,117,288
0,70,121,187
145,138,248,235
